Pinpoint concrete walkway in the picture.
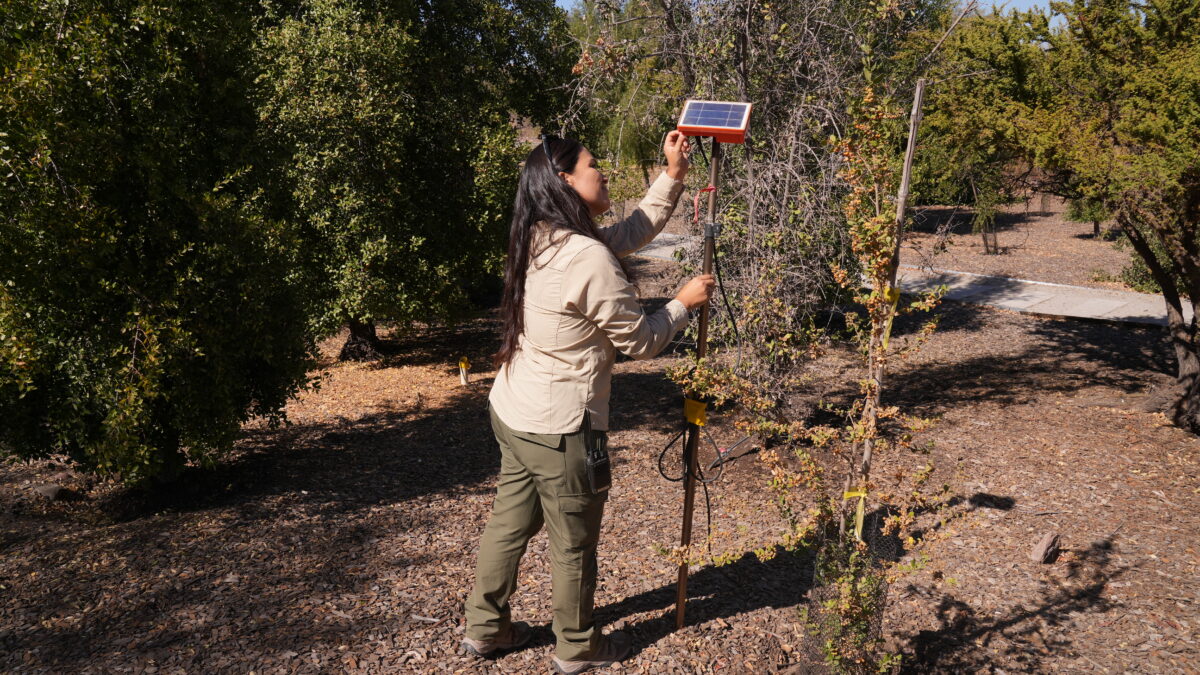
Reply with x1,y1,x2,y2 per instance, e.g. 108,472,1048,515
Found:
633,235,1190,328
896,266,1190,327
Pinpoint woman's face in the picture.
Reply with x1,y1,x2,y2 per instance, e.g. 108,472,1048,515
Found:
562,147,610,217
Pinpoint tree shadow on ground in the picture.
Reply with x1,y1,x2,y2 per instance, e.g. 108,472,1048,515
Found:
2,378,507,669
99,381,499,521
1,319,705,670
367,315,501,370
1072,227,1120,241
900,534,1126,673
572,491,1018,664
607,368,694,438
909,206,1042,237
884,304,1171,414
593,544,816,659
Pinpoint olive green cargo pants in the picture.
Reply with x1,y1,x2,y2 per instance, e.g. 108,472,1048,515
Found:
464,408,608,660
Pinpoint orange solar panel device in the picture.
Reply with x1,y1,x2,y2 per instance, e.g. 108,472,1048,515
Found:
676,99,752,144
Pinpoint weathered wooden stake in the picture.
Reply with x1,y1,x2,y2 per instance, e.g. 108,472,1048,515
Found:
888,78,926,289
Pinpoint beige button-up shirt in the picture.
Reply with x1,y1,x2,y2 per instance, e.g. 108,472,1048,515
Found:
489,172,689,433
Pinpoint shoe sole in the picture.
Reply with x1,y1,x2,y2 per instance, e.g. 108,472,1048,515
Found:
551,649,629,674
460,641,500,659
552,660,616,675
460,624,533,660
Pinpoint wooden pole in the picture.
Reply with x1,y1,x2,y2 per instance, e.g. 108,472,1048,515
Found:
676,139,721,630
887,78,926,289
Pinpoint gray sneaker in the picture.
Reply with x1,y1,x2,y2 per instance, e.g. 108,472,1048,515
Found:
460,621,532,658
551,631,632,674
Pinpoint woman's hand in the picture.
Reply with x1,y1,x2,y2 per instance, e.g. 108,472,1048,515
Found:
663,130,691,181
675,274,715,311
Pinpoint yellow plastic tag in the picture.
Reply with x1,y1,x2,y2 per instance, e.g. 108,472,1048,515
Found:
683,398,707,426
843,487,868,541
882,284,902,351
854,495,866,541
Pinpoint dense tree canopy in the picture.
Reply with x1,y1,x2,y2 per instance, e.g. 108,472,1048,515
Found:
1038,0,1200,429
0,0,578,481
254,0,574,358
0,1,316,481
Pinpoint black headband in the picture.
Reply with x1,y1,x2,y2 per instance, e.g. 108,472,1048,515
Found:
539,133,559,172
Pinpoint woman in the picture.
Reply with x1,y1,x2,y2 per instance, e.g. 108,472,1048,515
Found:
461,131,714,674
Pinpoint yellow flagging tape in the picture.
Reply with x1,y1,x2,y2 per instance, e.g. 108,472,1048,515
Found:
881,284,902,351
683,398,707,426
459,356,470,371
843,487,868,541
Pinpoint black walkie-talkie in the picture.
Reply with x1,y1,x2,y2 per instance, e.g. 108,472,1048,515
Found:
584,415,611,494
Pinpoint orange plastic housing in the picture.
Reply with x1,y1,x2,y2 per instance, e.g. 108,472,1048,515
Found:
676,100,752,144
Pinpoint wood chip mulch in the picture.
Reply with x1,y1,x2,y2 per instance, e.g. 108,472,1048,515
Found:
901,197,1136,291
3,277,1198,674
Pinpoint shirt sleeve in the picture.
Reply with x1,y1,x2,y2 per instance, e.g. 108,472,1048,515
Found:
596,171,686,257
563,244,690,360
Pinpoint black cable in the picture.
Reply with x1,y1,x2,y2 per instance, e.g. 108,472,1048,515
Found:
710,235,743,371
656,428,688,482
656,424,718,569
697,428,724,483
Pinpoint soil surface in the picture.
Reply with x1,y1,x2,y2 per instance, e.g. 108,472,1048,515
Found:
3,252,1197,673
898,196,1132,291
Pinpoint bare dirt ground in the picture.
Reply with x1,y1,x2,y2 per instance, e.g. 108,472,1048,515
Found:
2,250,1197,673
899,196,1134,291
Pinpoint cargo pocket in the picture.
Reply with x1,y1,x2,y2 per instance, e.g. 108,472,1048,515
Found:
555,491,606,550
557,493,603,513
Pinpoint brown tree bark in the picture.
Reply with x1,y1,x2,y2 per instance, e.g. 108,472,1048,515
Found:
1173,320,1200,432
1119,215,1200,433
339,318,383,362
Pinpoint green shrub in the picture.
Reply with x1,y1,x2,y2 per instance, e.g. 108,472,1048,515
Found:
0,1,316,483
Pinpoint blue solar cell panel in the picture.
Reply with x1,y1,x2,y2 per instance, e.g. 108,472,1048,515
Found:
679,101,749,129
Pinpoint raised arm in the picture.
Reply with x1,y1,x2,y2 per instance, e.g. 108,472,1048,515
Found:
597,131,692,257
563,244,689,360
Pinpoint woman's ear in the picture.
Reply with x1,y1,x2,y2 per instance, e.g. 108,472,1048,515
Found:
558,171,573,185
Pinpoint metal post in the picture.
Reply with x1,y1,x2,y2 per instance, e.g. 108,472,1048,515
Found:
676,139,721,630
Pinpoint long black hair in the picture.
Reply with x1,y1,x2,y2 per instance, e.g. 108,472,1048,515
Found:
493,136,633,367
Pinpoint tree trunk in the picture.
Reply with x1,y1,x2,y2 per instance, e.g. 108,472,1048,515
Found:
1119,216,1200,432
981,227,998,255
1173,344,1200,433
1167,299,1200,433
339,318,383,361
1093,219,1101,238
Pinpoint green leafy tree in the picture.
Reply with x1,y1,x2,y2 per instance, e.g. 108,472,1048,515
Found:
907,9,1053,252
254,0,573,359
1021,0,1200,430
915,1,1200,431
0,1,316,482
1066,196,1108,238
